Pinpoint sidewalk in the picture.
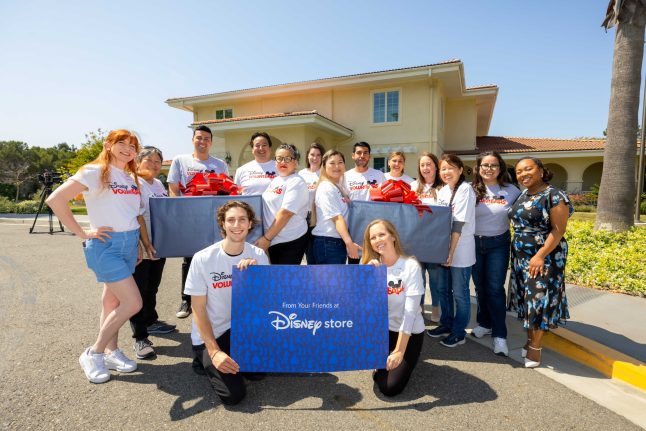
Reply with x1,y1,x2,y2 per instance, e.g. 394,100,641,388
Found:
0,213,90,230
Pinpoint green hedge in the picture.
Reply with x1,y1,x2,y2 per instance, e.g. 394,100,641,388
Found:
567,220,646,296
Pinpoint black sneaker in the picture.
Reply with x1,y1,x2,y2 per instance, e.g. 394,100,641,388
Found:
147,320,177,335
440,334,466,348
426,325,451,338
176,300,191,319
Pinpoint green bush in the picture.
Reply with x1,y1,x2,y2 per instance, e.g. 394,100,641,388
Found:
567,220,646,296
0,196,16,213
641,199,646,215
14,200,42,214
574,205,595,213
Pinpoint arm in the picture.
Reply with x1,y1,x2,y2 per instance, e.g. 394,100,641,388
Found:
528,201,570,278
168,183,181,197
45,180,112,241
191,295,240,374
255,208,294,251
444,231,461,267
136,215,156,259
387,332,411,371
331,214,361,259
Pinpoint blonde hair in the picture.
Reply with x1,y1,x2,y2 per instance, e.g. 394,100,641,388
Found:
388,151,407,175
361,219,406,264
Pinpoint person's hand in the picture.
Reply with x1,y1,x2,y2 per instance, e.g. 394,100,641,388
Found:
254,236,270,252
144,243,157,260
82,226,113,242
528,255,546,278
442,253,453,268
210,350,240,374
136,242,144,266
237,258,257,271
346,242,361,259
386,351,404,371
367,259,381,267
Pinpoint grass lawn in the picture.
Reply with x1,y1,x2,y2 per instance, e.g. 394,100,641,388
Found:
571,211,646,223
69,203,87,215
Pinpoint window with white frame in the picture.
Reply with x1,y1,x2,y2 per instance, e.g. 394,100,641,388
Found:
215,108,233,120
373,90,399,123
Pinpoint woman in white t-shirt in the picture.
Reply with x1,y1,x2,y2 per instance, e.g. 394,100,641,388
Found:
257,144,309,264
426,154,476,348
298,143,325,264
129,146,175,360
311,150,361,264
46,129,144,384
362,219,424,397
384,151,414,185
410,152,444,322
470,151,521,357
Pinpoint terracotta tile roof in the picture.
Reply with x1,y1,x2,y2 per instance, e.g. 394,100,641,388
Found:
191,110,353,132
162,160,172,166
167,60,464,102
449,136,609,155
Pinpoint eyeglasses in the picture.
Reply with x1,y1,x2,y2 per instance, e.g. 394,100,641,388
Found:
275,156,295,163
480,164,500,170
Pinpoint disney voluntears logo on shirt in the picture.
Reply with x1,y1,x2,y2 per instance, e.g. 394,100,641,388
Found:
109,182,140,195
269,185,283,195
210,271,232,289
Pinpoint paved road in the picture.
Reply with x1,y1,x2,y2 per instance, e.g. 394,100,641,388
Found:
0,224,640,430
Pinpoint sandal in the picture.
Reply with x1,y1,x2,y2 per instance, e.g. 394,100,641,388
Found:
524,346,542,368
521,342,529,358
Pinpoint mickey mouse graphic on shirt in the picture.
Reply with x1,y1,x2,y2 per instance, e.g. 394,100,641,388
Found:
387,279,404,295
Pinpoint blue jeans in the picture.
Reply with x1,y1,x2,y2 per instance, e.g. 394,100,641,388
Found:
419,262,441,307
472,231,511,339
311,235,347,264
437,265,472,338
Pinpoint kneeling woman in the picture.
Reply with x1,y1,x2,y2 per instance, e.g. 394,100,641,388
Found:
362,219,425,396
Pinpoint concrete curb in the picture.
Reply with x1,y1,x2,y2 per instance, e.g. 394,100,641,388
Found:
0,217,90,229
544,327,646,392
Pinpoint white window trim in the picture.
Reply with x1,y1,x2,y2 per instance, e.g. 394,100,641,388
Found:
370,88,401,126
215,107,233,120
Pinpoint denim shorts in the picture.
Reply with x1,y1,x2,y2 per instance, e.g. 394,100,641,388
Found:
83,229,139,283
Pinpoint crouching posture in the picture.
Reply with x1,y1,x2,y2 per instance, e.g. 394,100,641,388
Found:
185,201,269,405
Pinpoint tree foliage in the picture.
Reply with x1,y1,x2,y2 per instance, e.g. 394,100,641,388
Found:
62,129,105,174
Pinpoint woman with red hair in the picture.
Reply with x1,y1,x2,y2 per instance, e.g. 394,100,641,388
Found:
47,129,144,384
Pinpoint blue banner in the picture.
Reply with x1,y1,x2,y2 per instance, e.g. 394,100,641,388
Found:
231,265,388,373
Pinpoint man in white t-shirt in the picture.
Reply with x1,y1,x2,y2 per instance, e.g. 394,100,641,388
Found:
167,125,229,319
343,142,386,263
233,132,276,195
185,200,269,405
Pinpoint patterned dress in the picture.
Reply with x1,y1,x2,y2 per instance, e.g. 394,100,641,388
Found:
507,185,573,330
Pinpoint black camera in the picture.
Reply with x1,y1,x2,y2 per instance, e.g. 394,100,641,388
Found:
38,170,64,187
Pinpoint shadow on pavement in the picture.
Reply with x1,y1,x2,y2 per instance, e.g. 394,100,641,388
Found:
566,321,646,364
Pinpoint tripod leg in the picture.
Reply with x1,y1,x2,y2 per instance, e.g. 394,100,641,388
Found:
29,188,48,234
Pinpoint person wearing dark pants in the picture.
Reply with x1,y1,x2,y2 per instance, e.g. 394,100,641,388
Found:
374,332,424,397
255,144,310,264
185,201,269,405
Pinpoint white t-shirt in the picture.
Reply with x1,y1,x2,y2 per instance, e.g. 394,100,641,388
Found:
436,181,476,268
71,164,142,232
312,181,349,238
167,154,229,193
234,160,277,195
343,168,386,201
386,257,425,335
410,180,438,205
298,168,320,210
474,183,521,236
384,172,415,185
139,178,167,241
262,174,309,245
184,241,269,344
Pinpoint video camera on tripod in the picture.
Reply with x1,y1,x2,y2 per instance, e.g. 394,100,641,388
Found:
30,169,68,234
38,170,65,188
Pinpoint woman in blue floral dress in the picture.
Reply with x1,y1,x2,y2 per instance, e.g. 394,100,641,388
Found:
508,157,573,368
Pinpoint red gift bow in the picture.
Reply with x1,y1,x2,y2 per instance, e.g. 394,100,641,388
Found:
179,172,239,196
369,179,432,217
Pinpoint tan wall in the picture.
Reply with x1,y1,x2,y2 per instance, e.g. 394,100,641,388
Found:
444,99,477,152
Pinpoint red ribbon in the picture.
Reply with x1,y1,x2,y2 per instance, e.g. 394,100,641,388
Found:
179,172,240,196
369,180,432,217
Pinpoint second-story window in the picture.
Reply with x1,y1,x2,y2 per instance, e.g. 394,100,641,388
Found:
216,108,233,120
373,90,399,123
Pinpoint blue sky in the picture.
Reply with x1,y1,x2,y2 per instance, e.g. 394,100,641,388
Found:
0,0,623,159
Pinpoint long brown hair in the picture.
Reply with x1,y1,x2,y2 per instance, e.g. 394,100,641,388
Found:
415,151,443,195
87,129,141,190
316,149,349,198
472,151,513,203
361,219,406,264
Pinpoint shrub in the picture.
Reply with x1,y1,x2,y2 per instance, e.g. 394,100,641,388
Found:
14,200,42,214
573,205,595,213
0,196,15,213
567,220,646,296
569,193,597,207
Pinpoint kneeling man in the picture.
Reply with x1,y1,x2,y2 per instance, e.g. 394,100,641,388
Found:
185,201,269,405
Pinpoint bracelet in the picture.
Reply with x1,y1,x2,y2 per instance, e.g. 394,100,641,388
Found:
210,349,221,361
263,235,271,242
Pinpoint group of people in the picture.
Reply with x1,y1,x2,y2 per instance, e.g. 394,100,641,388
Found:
46,125,573,404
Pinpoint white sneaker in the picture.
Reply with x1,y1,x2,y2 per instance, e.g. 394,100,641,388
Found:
79,347,110,384
471,325,492,339
105,348,137,373
493,337,509,356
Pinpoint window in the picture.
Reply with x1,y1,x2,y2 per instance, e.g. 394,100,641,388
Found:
373,157,386,172
373,90,399,123
215,108,233,120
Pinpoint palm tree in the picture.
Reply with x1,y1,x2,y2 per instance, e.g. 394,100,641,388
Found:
596,0,646,231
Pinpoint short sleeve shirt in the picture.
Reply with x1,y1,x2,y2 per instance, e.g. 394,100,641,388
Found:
387,257,425,334
262,174,309,245
234,160,277,195
436,182,476,267
312,181,349,238
343,168,386,201
474,183,521,236
167,154,229,192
